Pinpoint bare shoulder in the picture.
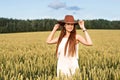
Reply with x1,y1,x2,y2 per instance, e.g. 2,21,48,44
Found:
76,34,83,40
76,34,83,43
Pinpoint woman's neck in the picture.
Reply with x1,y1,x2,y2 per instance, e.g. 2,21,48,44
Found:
64,31,70,38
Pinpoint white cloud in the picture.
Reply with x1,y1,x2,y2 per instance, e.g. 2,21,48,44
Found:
48,1,66,9
48,1,82,12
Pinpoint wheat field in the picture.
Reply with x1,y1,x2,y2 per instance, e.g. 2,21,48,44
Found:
0,30,120,80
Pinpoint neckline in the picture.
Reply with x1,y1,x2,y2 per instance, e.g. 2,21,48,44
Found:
63,37,68,39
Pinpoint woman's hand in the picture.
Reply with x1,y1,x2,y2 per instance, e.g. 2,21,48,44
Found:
53,24,60,31
78,20,86,30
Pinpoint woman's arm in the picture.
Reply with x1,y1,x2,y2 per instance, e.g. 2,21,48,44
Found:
77,20,93,46
46,24,60,44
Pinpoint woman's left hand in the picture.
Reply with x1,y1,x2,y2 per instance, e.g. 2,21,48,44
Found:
78,20,86,30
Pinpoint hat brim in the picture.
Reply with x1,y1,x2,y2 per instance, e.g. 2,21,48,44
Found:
57,20,78,25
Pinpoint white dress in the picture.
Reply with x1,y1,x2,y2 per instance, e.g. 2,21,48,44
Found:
57,38,79,77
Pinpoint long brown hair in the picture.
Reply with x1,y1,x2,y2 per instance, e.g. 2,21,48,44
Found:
56,24,76,57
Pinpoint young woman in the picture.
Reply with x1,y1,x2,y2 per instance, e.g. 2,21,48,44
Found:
46,15,92,77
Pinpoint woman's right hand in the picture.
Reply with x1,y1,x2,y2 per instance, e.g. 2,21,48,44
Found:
53,24,60,31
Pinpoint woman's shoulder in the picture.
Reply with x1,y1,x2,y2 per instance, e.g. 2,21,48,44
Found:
76,34,82,39
76,34,81,44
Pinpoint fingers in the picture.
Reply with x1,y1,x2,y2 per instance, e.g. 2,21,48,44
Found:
53,24,60,31
57,24,60,27
55,24,60,26
78,20,84,24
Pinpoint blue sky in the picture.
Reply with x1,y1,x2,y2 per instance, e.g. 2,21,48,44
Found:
0,0,120,20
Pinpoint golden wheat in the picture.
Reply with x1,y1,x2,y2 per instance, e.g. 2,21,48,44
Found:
0,30,120,80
